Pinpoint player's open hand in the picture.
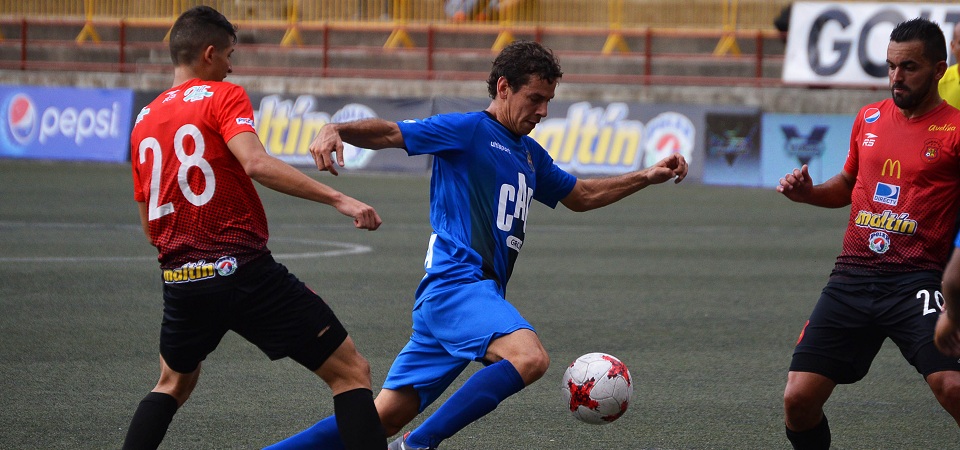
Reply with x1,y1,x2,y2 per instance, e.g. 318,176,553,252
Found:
776,164,813,202
309,124,345,176
648,153,688,184
934,312,960,358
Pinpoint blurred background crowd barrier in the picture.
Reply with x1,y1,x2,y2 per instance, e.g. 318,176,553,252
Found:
0,1,953,86
0,0,792,28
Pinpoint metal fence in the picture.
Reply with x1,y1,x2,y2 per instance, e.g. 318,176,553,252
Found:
0,0,796,30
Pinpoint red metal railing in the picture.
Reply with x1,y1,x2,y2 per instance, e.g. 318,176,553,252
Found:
0,17,785,87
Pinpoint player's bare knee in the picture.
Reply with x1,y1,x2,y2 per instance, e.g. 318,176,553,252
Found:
782,389,821,428
512,349,550,383
929,372,960,405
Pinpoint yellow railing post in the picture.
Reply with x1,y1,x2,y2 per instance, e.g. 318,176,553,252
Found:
602,0,629,54
713,0,741,56
492,0,517,52
76,0,102,43
164,0,184,42
384,0,414,49
281,0,303,46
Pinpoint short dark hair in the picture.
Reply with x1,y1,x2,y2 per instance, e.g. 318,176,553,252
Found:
890,17,947,64
169,6,237,66
486,41,563,99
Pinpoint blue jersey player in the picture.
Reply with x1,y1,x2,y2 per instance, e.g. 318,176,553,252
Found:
267,40,688,450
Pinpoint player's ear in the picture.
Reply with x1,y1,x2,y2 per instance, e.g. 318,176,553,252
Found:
201,45,217,65
935,60,948,81
497,76,510,99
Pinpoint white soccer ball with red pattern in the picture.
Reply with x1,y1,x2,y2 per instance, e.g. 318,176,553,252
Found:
561,352,633,425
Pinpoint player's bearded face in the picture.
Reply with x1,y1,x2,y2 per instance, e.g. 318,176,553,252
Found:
891,76,934,110
887,40,937,111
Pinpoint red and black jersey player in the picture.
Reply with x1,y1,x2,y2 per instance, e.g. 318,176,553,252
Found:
124,6,386,450
777,17,960,449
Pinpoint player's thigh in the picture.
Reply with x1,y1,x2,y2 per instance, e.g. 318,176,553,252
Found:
159,283,232,374
883,278,960,376
791,283,885,384
383,326,471,412
418,279,534,361
233,260,349,370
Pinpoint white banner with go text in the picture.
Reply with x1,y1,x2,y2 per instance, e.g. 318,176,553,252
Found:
783,2,960,86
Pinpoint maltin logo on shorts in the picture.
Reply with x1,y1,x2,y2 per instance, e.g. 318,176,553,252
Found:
215,256,238,277
868,231,890,254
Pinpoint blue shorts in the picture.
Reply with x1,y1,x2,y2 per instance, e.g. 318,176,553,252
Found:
382,279,533,411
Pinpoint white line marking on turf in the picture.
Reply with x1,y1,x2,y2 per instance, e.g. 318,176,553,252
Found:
0,222,371,262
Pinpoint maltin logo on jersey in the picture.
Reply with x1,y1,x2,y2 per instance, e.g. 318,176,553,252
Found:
868,231,890,254
872,182,900,206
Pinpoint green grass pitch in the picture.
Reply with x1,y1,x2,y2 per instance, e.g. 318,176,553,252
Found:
0,159,955,448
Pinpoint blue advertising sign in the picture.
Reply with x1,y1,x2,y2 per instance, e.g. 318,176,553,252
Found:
0,85,134,162
761,113,854,188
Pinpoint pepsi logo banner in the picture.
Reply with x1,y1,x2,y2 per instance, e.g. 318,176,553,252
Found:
0,85,133,162
783,2,960,86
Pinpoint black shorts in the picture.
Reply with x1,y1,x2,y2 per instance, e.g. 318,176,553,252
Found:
790,272,960,384
159,254,347,374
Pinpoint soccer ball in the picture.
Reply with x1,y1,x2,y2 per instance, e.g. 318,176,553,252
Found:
561,352,633,425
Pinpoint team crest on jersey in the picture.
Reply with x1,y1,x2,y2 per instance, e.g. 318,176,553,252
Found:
183,85,213,103
526,150,534,172
868,231,890,254
215,256,238,277
920,138,942,164
864,108,880,123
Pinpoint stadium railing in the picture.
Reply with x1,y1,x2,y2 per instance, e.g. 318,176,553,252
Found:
0,0,809,86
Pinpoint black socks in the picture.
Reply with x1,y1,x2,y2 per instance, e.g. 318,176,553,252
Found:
122,391,179,450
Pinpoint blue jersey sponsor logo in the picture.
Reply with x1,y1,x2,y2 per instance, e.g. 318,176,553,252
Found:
872,182,900,206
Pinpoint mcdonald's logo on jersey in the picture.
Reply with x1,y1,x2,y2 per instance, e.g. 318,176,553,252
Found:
881,159,901,178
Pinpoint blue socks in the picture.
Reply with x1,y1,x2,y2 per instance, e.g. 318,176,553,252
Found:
264,415,343,450
265,361,526,449
405,359,525,449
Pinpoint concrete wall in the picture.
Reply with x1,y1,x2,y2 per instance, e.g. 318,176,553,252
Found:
0,69,887,115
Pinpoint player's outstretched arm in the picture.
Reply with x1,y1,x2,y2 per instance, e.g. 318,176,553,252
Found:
309,119,404,175
560,153,687,212
936,247,960,357
228,131,382,230
776,165,854,208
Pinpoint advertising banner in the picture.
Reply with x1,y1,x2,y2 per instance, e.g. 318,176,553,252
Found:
783,2,960,86
433,97,714,181
0,85,134,162
249,93,432,173
761,113,854,188
702,110,763,187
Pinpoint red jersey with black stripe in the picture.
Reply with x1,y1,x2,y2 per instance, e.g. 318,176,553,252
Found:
835,99,960,276
131,79,269,271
